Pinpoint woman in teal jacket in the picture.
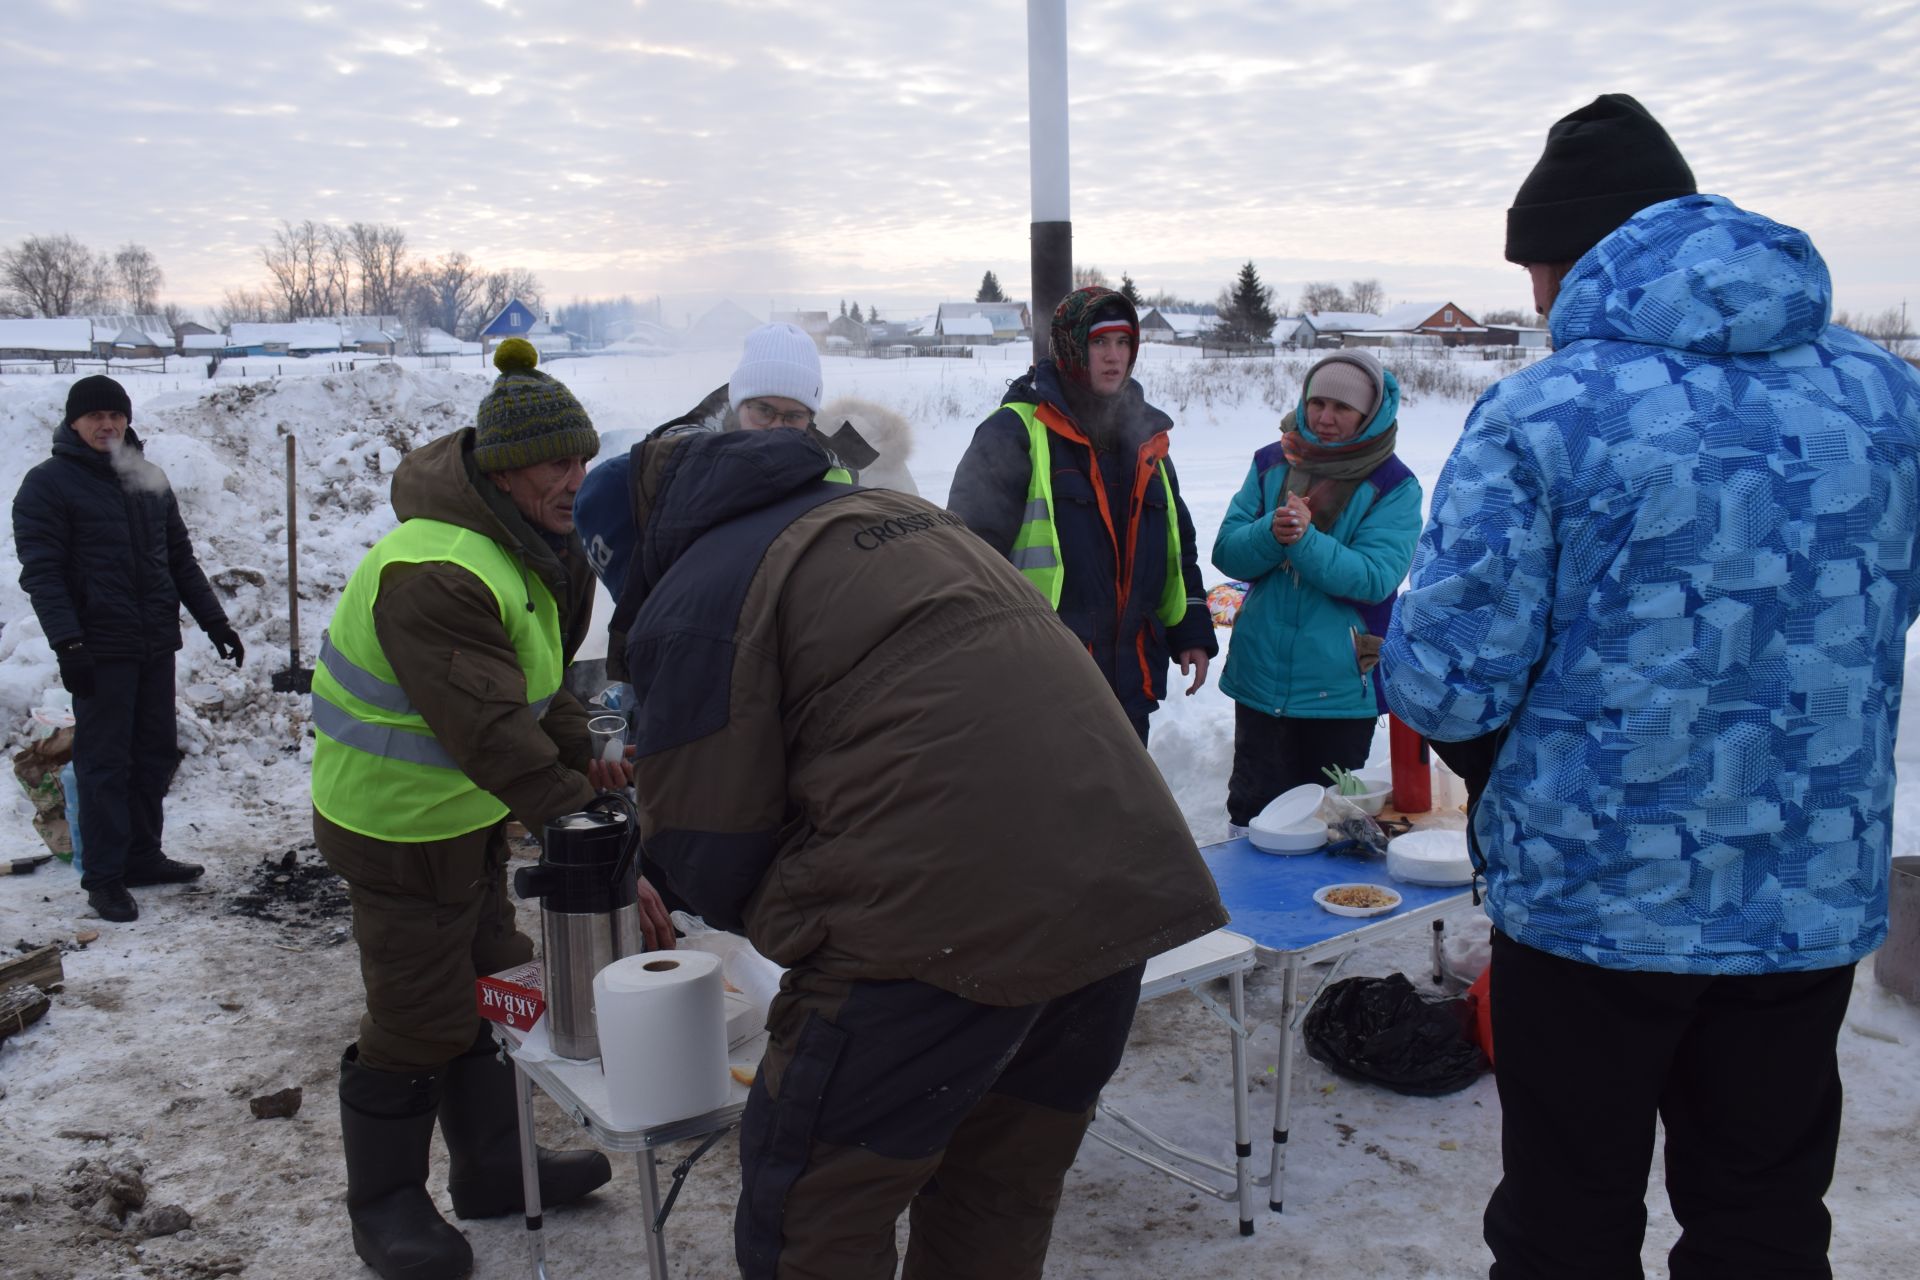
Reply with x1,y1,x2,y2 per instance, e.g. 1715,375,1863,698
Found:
1211,350,1422,830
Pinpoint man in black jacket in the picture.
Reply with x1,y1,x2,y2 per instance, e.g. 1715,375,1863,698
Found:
12,375,243,923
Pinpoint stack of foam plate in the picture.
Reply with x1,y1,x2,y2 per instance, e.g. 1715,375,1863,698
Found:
1247,784,1328,856
1385,829,1474,886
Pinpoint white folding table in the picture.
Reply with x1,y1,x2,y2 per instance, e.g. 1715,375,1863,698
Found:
495,926,1263,1277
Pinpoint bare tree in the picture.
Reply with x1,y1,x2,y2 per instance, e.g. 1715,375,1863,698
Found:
261,220,353,320
1,233,112,316
347,222,411,318
411,251,485,338
1347,278,1386,315
211,286,277,328
1480,307,1534,327
1073,264,1110,289
1835,306,1913,356
477,267,544,330
1298,281,1347,315
112,243,165,314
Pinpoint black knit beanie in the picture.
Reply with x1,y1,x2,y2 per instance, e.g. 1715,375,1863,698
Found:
63,374,133,428
1505,93,1696,265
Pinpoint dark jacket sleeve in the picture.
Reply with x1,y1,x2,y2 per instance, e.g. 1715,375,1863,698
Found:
164,492,228,634
946,407,1032,558
373,561,595,831
12,468,83,648
540,686,592,773
1162,457,1219,658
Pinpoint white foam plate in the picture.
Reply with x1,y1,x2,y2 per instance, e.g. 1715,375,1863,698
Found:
1247,817,1328,855
1253,783,1324,830
1385,828,1475,887
1312,883,1403,918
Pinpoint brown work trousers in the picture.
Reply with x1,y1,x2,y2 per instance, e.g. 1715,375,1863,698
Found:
315,810,532,1073
737,962,1145,1280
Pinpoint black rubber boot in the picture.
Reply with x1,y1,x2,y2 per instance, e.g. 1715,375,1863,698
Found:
338,1046,473,1280
438,1024,612,1220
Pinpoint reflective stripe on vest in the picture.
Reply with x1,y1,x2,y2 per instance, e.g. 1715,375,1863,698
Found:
1001,402,1186,627
310,518,565,842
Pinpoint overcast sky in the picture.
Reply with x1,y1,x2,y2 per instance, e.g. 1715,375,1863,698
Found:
6,0,1918,324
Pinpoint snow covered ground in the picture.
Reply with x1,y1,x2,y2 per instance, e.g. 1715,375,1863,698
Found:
1,346,1917,1279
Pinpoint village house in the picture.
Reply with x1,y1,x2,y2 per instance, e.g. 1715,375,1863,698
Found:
935,301,1030,342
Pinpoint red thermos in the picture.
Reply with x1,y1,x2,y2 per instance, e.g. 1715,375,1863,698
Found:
1388,714,1431,813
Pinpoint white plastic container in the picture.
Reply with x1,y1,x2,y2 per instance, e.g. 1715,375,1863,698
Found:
1247,816,1329,855
1323,779,1392,816
1385,829,1474,886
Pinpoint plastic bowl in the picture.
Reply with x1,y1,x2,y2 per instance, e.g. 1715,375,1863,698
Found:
1324,780,1392,816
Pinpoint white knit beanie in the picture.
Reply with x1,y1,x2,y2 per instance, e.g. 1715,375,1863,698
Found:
728,323,823,414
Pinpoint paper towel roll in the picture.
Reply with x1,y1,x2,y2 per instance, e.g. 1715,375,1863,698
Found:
592,949,732,1128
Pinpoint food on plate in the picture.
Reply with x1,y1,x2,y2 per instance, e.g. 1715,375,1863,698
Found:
730,1064,757,1087
1321,884,1397,910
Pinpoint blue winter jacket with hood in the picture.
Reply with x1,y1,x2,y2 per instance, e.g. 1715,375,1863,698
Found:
1212,368,1423,720
1382,194,1920,975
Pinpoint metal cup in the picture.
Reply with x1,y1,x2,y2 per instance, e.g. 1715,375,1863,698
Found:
588,714,627,765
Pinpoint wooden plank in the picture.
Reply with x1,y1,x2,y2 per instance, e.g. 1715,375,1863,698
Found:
0,943,64,993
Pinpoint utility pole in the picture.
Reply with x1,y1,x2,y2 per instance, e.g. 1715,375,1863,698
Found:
1027,0,1071,364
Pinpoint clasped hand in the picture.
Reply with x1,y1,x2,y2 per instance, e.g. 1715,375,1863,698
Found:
1271,493,1313,546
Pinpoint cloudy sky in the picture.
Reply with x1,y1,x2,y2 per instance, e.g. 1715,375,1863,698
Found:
6,0,1918,324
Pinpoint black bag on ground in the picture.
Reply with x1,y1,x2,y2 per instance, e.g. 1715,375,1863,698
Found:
1302,972,1489,1096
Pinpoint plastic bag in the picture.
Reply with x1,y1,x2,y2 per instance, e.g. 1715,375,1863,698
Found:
12,726,75,859
1317,789,1389,859
1302,972,1489,1096
669,911,784,1048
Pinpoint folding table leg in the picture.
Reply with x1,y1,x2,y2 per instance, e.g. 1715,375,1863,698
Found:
1229,968,1254,1236
1268,961,1299,1213
511,1060,549,1280
636,1150,671,1280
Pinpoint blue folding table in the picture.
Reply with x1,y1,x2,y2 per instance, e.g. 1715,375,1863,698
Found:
1200,836,1478,1213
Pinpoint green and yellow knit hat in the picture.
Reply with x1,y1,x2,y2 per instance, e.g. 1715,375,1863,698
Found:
472,338,599,473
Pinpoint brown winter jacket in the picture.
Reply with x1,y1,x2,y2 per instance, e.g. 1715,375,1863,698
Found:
616,428,1226,1006
369,429,597,833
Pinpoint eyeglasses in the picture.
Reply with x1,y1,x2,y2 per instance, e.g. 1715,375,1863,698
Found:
739,399,814,429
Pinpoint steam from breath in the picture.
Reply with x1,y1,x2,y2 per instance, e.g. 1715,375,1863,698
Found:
107,438,172,496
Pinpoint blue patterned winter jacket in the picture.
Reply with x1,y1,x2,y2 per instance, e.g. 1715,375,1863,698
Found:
1382,194,1920,975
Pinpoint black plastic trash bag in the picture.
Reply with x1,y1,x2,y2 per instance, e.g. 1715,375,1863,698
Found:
1302,973,1489,1097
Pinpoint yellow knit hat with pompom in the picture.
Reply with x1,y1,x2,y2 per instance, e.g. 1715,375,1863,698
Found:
473,338,598,472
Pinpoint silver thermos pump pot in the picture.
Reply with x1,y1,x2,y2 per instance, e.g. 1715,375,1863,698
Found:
512,793,645,1060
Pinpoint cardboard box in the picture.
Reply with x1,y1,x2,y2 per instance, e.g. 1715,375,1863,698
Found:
475,960,544,1032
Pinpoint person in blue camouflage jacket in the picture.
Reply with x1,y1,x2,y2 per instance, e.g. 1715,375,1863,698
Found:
1382,94,1920,1279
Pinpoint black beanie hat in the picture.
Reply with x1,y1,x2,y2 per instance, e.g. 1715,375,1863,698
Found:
1505,93,1696,265
63,374,133,429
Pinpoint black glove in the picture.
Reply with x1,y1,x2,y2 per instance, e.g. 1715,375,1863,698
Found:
55,641,96,699
210,625,245,668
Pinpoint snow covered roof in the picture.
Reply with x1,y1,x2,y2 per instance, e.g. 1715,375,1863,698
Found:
1300,311,1384,332
229,322,344,350
85,314,172,346
940,315,995,337
1156,310,1223,337
106,323,157,348
0,317,94,353
937,301,1028,331
1376,301,1480,331
181,333,229,351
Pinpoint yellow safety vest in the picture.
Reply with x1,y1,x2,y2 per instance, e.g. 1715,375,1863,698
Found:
310,519,564,842
1003,402,1187,627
